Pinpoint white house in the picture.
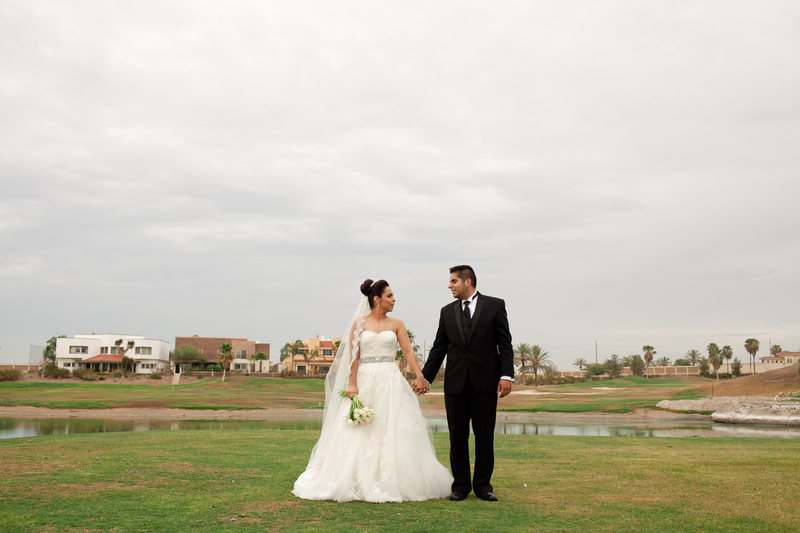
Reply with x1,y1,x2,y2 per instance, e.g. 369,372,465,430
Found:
56,334,170,374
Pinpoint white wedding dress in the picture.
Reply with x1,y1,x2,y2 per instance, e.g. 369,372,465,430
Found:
292,330,453,502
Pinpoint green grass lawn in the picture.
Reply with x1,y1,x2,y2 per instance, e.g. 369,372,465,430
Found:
0,378,326,410
1,375,709,414
0,430,797,532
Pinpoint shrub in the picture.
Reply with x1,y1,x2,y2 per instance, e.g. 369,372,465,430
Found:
98,376,105,381
149,372,162,380
628,355,646,377
698,359,711,378
586,363,606,379
281,370,298,378
111,371,122,378
43,363,70,379
196,374,203,380
604,355,624,379
0,369,22,382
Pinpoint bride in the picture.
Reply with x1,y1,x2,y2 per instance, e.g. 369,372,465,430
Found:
292,279,453,502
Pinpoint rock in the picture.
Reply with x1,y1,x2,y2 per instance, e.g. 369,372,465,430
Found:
660,397,800,426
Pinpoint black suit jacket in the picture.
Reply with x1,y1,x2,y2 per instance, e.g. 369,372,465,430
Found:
422,292,514,394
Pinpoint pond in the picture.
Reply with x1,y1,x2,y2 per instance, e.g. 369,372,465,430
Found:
3,417,800,440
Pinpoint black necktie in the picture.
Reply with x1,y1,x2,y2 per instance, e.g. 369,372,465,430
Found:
463,300,472,327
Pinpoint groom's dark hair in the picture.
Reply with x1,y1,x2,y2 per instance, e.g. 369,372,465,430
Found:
449,265,476,288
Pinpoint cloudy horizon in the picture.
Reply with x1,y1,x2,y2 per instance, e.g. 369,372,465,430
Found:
1,1,798,372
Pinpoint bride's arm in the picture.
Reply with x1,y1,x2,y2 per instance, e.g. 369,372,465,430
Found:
346,319,359,399
395,321,428,393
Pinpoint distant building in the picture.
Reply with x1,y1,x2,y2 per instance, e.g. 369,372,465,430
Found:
174,336,270,372
760,351,800,370
55,334,170,374
283,337,340,375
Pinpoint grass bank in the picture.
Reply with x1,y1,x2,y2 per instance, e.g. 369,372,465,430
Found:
1,430,798,532
0,378,325,410
1,375,708,414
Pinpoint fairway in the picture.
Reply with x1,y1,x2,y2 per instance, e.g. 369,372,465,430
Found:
1,375,710,414
0,430,797,532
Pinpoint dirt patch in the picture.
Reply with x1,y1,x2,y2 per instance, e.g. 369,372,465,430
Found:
700,366,800,397
114,400,171,409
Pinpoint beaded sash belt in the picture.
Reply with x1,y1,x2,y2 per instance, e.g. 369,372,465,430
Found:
360,355,395,364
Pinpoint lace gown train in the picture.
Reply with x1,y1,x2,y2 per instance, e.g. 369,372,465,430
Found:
292,330,453,502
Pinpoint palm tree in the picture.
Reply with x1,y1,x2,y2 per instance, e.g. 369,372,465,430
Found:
280,340,305,372
642,346,655,377
686,349,701,366
721,345,733,374
573,357,588,371
307,348,319,374
771,344,782,357
744,338,760,375
514,343,534,384
115,339,136,374
529,345,550,387
706,343,719,360
253,352,267,373
396,330,421,374
42,335,65,375
710,352,722,379
218,343,234,382
707,343,721,379
655,356,671,367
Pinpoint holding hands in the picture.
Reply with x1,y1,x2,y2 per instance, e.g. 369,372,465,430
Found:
412,376,429,395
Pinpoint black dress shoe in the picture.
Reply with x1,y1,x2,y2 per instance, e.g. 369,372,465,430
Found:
448,491,468,501
476,491,498,501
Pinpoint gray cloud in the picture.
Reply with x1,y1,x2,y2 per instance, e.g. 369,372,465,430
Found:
2,1,799,369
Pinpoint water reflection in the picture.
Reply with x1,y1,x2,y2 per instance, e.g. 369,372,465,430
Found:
0,418,322,440
2,417,800,440
425,418,800,439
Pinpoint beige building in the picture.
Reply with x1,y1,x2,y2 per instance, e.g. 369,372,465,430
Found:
283,337,340,375
174,336,270,372
282,337,415,376
759,351,800,370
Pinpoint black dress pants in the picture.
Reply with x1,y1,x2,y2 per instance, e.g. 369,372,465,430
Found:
444,373,498,494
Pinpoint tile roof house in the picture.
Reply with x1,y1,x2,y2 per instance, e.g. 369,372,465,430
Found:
56,334,170,374
283,337,340,375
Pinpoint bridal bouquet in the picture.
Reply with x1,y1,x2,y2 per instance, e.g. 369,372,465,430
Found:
338,390,375,426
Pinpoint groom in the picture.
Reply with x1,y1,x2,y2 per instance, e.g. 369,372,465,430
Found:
419,265,514,502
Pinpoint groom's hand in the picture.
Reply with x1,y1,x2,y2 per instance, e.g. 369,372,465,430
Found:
412,377,429,395
497,379,512,398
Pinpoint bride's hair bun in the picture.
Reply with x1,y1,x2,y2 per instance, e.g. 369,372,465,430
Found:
360,279,374,297
360,278,389,309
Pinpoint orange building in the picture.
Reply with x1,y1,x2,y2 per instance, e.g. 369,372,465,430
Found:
283,337,340,375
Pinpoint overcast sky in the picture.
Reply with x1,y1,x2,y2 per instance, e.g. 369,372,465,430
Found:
1,1,798,371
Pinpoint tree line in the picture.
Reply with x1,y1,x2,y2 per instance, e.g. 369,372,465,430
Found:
565,338,775,380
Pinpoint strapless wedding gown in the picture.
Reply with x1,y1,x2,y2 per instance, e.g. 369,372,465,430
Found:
292,330,453,502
